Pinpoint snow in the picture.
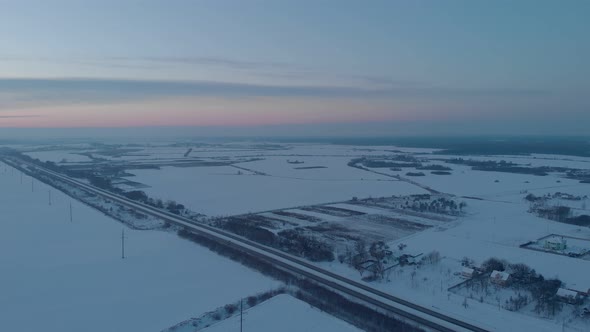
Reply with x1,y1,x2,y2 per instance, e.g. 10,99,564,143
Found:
306,152,590,331
430,153,590,170
3,141,590,331
24,150,92,163
202,294,362,332
375,163,583,199
125,164,426,216
0,162,280,332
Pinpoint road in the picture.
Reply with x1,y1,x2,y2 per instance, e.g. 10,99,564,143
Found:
4,157,490,332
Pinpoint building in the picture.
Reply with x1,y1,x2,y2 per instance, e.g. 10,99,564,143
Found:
461,267,475,279
556,288,584,305
490,270,511,286
544,237,567,251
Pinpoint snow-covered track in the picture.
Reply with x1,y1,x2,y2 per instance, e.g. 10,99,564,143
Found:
6,157,490,332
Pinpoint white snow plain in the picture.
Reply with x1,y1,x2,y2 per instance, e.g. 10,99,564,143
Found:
202,294,361,332
126,163,426,216
4,142,590,332
0,162,280,332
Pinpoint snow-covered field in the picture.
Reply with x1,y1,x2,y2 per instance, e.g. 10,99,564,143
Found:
202,294,361,332
24,150,92,163
126,164,425,216
0,162,280,332
370,161,584,199
3,140,590,331
318,189,590,331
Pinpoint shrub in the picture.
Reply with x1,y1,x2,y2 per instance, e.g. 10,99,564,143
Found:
224,304,237,315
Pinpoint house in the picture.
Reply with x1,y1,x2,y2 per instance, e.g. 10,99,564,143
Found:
544,237,567,251
556,288,584,305
490,270,511,286
461,267,475,279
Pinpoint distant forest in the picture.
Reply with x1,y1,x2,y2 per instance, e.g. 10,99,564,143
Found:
269,136,590,157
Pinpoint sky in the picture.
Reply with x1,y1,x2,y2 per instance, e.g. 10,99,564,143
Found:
0,0,588,136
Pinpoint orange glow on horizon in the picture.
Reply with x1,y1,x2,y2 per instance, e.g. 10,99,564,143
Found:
0,96,442,128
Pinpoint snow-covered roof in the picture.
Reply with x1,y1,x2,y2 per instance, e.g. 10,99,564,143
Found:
490,270,510,281
556,288,578,298
462,267,474,274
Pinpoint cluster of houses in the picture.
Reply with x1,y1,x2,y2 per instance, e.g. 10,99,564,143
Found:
460,266,589,311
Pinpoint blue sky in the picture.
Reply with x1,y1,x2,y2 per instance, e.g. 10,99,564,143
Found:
0,0,588,135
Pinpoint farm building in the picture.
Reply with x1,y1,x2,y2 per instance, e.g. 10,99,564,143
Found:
556,288,584,305
490,270,511,286
461,267,475,279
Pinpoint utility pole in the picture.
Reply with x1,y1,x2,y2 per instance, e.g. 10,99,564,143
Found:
20,172,22,184
48,190,52,206
31,178,34,192
121,229,126,259
69,202,73,222
240,298,243,332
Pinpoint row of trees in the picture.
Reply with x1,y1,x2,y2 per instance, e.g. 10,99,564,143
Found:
218,218,335,262
21,152,191,216
404,197,466,214
526,193,590,226
123,190,185,214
